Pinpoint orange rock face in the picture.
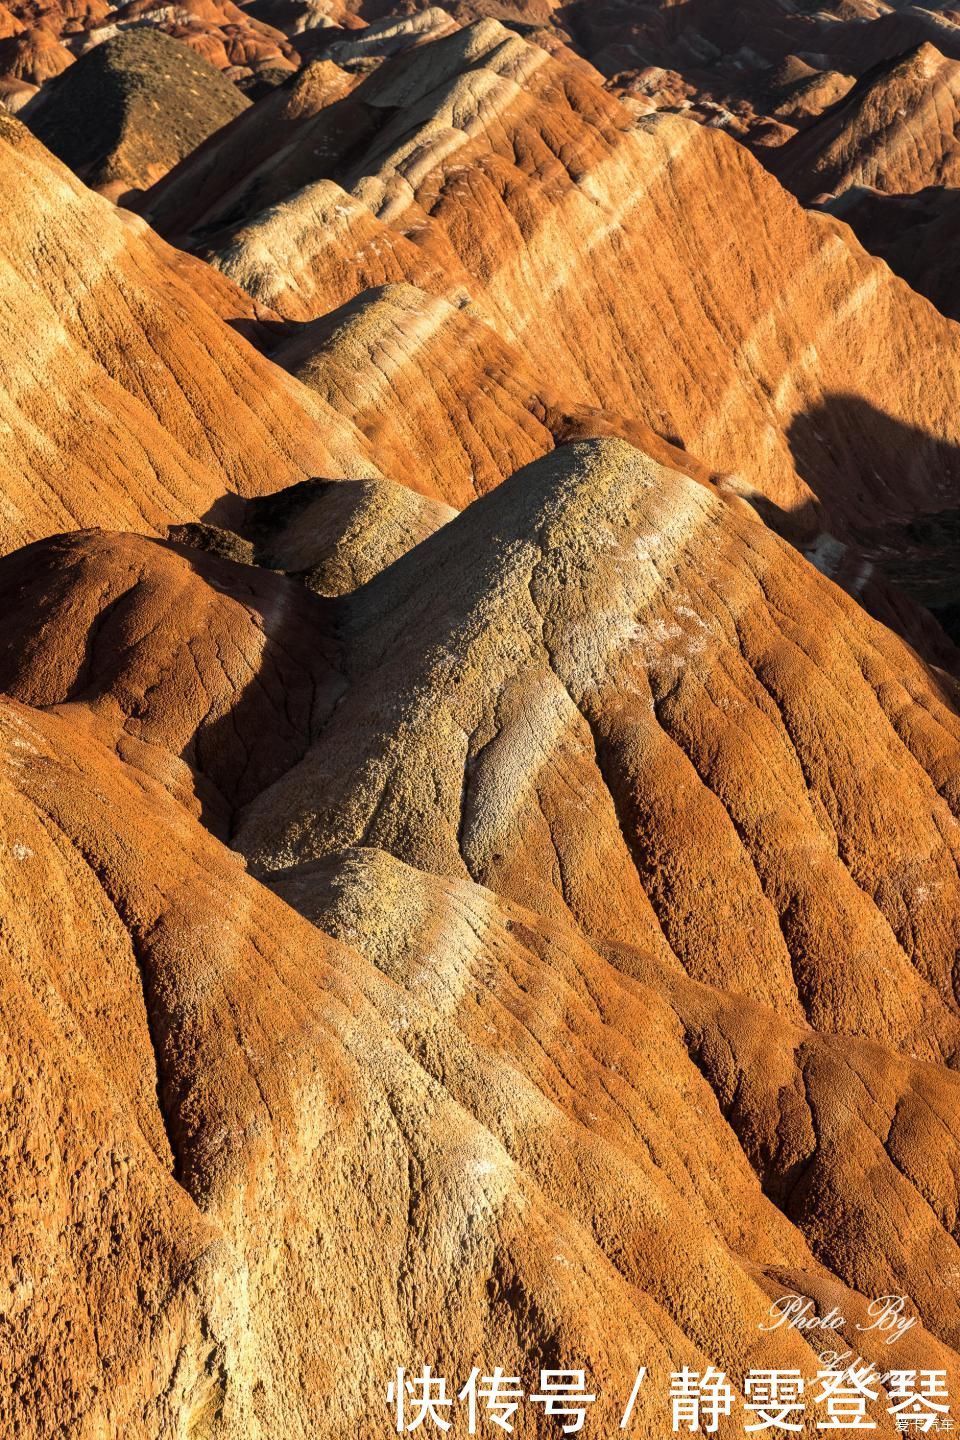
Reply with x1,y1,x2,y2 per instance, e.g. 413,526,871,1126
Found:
776,43,960,204
143,21,960,657
7,437,960,1434
0,114,383,550
0,19,72,81
8,9,960,1440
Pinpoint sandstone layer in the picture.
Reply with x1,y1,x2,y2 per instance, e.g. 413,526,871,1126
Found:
776,43,960,203
6,8,960,1439
0,112,381,553
143,20,960,649
6,431,960,1433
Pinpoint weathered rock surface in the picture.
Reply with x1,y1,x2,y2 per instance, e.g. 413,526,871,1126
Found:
23,28,250,194
0,113,379,553
10,689,952,1437
0,529,345,832
0,71,37,106
8,439,960,1065
230,440,960,1063
7,431,960,1431
243,474,457,592
8,8,960,1436
143,20,960,647
270,282,718,507
766,57,856,129
0,18,71,81
92,0,296,78
777,43,960,203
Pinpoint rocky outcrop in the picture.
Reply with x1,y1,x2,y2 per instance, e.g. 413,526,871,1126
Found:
0,114,380,552
12,687,951,1437
143,21,960,648
242,474,457,592
229,439,960,1061
0,19,71,81
0,0,299,93
776,43,960,202
8,10,960,1436
8,438,960,1065
23,29,250,195
6,431,960,1433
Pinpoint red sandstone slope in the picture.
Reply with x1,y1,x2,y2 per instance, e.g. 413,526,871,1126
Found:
0,18,71,81
141,20,960,641
269,281,719,507
0,102,729,555
6,439,960,1066
0,529,346,833
8,433,960,1431
8,7,960,1435
314,0,960,140
227,439,960,1063
9,690,955,1436
777,42,960,202
0,113,382,552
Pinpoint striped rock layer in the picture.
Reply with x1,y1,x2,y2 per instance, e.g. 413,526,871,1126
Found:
6,434,960,1435
5,13,960,1440
142,22,960,645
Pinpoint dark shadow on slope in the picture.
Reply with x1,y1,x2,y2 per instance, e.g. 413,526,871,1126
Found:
21,391,954,853
778,394,960,665
745,478,960,674
821,185,960,323
0,526,347,844
163,533,347,841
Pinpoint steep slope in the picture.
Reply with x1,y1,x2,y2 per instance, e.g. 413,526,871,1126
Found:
5,697,730,1437
284,845,960,1348
0,72,37,108
7,430,960,1430
23,28,250,195
766,57,856,129
315,6,458,63
312,0,960,159
9,11,960,1435
0,114,379,553
141,21,960,637
270,282,719,507
8,438,960,1065
0,529,347,834
102,0,297,75
827,6,960,74
1,92,726,561
81,0,296,80
0,18,71,82
777,43,960,202
241,475,458,592
4,612,958,1437
229,439,960,1063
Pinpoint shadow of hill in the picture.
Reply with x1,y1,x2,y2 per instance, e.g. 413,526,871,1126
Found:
823,185,960,324
778,393,960,664
0,527,346,844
